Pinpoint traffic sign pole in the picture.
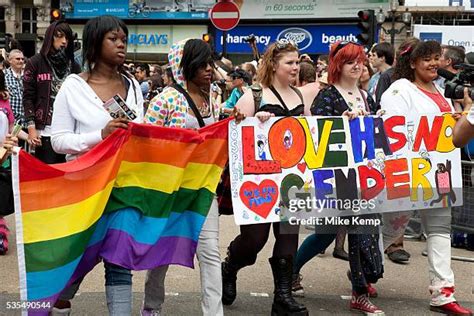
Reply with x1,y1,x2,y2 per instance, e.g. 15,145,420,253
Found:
222,31,227,57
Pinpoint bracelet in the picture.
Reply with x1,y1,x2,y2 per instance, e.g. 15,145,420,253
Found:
27,121,35,128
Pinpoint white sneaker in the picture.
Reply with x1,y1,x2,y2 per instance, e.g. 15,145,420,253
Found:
51,307,71,316
291,273,305,297
140,308,161,316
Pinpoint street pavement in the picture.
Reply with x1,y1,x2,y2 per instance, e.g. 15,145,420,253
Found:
0,215,473,315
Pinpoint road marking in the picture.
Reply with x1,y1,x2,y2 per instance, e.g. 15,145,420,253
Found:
340,295,351,300
165,292,179,296
250,292,269,297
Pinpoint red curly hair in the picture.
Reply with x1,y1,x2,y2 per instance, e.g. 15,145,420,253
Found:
328,42,366,85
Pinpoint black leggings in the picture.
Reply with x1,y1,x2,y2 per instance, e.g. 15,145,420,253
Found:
34,136,66,164
229,222,299,267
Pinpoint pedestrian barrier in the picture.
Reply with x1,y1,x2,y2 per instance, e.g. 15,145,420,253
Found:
452,160,474,234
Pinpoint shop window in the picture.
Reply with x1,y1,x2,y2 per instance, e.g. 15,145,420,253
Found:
22,8,37,34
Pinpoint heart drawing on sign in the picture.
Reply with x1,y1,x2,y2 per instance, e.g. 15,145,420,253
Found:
297,162,307,173
239,179,279,219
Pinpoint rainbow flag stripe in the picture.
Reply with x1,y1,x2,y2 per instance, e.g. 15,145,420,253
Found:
12,120,229,314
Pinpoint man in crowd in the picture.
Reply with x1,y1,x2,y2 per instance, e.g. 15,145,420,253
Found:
5,49,25,125
135,63,150,99
220,68,251,114
435,45,465,88
368,42,394,100
297,61,320,106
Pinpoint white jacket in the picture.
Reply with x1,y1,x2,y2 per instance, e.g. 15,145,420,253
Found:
380,78,453,116
51,74,144,161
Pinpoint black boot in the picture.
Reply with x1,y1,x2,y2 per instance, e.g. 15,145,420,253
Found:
222,246,242,306
269,256,309,316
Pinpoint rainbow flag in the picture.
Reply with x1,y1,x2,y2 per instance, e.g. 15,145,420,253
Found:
12,120,229,314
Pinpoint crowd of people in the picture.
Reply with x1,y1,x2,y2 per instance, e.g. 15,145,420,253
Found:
0,15,473,316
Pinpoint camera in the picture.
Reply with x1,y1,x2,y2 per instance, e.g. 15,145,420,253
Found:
211,84,221,93
211,80,225,94
243,34,256,43
214,79,225,86
444,63,474,99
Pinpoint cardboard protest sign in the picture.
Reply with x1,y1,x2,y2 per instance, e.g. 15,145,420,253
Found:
229,115,462,225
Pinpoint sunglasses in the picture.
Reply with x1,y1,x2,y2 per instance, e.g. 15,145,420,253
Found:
14,57,24,61
332,41,362,56
276,38,298,50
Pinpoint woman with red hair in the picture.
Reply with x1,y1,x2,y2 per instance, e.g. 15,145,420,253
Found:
292,41,384,316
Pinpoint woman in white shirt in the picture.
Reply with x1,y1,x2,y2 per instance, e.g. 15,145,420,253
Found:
381,39,472,316
51,16,143,316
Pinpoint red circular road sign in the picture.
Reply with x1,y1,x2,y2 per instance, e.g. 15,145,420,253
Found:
209,1,240,31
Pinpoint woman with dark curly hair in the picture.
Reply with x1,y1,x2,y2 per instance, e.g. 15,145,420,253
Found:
381,39,472,316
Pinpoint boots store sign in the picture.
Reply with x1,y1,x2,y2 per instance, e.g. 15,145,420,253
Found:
215,25,360,54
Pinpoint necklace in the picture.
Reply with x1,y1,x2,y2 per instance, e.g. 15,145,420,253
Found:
190,89,211,117
335,85,364,111
414,81,437,93
197,99,210,117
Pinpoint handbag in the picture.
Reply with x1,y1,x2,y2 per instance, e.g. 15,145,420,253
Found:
0,166,14,216
216,164,233,215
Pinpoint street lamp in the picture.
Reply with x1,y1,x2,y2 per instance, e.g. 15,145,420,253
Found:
377,0,412,46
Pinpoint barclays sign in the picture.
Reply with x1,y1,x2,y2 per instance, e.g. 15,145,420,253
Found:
277,28,312,51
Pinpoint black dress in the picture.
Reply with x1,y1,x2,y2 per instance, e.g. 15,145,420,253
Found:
258,85,305,116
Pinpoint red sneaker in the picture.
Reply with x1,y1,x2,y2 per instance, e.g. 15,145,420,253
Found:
367,283,378,298
350,292,385,315
346,270,378,298
430,302,473,315
0,218,9,255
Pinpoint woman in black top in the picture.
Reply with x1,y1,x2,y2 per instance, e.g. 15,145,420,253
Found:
222,40,309,316
24,21,81,164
